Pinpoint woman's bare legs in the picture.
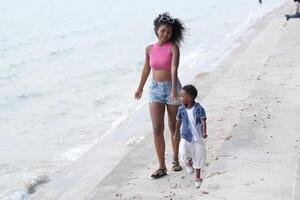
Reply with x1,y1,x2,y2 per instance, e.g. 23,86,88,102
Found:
149,102,166,170
167,104,180,164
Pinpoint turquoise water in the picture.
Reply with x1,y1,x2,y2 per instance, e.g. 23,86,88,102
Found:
0,0,285,199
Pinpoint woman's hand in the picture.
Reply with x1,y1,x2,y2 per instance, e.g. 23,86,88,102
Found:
170,90,178,102
134,89,143,100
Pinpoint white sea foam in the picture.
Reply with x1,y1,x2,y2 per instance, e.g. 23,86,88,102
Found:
125,136,145,146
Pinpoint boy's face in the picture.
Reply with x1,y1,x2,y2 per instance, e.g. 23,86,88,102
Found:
180,89,192,105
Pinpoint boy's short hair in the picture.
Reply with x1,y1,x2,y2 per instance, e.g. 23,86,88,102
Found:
182,84,198,100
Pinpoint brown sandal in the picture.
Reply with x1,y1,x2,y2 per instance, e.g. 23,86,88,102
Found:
172,161,182,171
151,168,167,179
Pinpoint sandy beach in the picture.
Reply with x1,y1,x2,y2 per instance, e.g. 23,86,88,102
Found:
29,3,300,200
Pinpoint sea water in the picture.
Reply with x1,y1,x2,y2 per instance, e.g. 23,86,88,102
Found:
0,0,285,199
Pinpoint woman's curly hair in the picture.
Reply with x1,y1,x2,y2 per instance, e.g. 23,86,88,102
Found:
153,12,186,46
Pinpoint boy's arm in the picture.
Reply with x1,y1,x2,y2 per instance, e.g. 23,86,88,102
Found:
201,118,207,139
174,120,182,143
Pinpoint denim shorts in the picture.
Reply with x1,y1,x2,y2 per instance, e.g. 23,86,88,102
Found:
148,80,182,105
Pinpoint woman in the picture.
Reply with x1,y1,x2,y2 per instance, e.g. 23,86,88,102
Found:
134,13,186,178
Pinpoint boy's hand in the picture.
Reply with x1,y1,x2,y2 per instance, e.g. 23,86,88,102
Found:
203,133,208,139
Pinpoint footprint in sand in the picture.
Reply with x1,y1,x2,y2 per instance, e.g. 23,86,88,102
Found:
131,195,142,200
207,171,228,178
170,184,182,189
207,183,222,190
244,181,256,186
206,171,228,179
225,135,233,141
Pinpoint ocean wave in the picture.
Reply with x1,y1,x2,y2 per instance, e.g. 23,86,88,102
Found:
94,95,115,108
62,143,97,162
47,48,73,57
52,34,67,39
125,136,145,146
17,92,43,100
0,92,44,110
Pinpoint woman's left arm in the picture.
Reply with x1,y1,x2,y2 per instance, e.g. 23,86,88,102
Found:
170,44,180,101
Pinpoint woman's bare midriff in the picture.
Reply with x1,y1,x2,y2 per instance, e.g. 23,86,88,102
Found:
152,69,172,82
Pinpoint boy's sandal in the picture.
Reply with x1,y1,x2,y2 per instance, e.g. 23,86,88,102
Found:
172,161,182,171
151,168,167,179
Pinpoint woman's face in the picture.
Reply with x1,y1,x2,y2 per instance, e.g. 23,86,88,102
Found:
156,25,173,43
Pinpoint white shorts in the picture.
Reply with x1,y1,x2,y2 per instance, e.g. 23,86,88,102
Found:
179,138,206,169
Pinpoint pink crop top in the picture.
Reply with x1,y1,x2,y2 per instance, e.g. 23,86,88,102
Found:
149,43,172,70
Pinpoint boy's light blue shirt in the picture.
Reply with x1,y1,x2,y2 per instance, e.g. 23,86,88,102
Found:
176,102,206,142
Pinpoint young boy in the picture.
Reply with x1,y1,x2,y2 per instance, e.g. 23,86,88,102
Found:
174,85,207,188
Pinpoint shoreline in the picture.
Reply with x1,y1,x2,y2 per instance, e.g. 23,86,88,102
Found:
28,2,300,200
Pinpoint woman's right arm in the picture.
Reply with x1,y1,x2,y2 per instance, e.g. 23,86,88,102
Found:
134,45,151,100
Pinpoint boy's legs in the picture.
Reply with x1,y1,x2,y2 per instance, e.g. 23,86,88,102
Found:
191,140,206,187
179,139,194,174
194,168,203,188
195,168,201,178
179,139,191,162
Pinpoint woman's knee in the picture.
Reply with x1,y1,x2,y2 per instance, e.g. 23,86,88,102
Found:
153,124,164,136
